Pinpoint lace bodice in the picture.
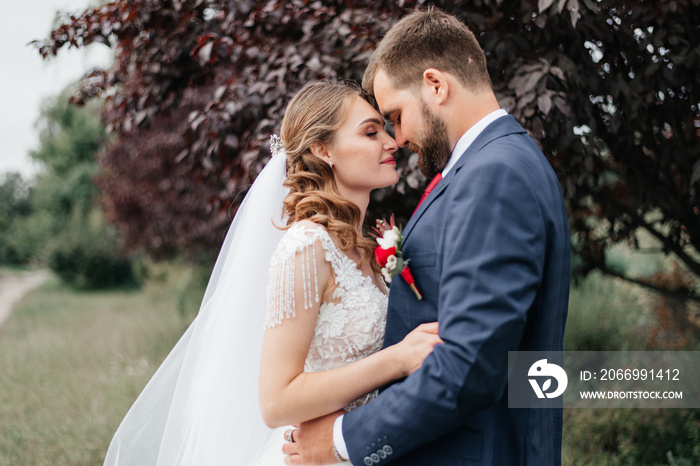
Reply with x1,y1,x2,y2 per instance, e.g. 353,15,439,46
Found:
265,223,388,409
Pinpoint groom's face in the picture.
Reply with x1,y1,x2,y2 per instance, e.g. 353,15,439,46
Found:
373,69,451,179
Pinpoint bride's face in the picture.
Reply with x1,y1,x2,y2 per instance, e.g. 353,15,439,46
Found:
326,96,400,196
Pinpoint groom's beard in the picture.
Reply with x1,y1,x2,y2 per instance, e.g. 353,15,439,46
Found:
411,103,452,179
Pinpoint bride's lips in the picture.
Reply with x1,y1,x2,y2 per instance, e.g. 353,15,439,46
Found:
380,156,396,165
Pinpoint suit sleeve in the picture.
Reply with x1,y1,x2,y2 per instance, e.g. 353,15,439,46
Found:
342,156,546,464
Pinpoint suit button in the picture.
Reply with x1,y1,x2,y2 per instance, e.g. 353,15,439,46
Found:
370,453,380,462
377,449,387,459
383,445,393,455
363,457,373,465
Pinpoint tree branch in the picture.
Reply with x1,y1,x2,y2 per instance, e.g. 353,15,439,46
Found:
594,264,700,303
630,210,700,279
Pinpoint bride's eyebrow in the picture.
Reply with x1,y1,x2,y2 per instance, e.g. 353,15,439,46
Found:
358,117,383,127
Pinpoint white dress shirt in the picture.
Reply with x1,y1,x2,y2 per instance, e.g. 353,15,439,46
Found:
332,108,508,461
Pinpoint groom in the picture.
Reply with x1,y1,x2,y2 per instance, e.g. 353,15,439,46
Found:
284,9,570,465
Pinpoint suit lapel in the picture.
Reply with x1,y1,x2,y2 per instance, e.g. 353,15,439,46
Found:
402,175,450,240
402,116,525,243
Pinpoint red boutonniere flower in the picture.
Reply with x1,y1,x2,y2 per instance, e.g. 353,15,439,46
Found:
373,215,423,300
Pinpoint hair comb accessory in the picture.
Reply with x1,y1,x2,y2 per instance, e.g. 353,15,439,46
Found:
270,134,285,158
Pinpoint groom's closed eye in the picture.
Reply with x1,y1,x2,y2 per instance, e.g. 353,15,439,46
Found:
381,113,398,128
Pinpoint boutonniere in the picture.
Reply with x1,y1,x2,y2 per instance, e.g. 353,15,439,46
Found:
373,215,423,300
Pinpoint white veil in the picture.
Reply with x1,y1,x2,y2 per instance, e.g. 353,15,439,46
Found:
104,138,288,465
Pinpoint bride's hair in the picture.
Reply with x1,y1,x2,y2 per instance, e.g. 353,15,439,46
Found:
280,80,377,268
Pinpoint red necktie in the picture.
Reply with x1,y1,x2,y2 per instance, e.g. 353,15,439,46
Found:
413,173,443,215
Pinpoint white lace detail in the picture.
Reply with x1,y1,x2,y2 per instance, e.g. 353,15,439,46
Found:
265,223,388,409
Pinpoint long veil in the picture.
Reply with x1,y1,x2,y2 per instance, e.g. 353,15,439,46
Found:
104,139,288,465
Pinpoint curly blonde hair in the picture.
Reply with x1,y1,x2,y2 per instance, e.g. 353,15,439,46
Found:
280,80,377,268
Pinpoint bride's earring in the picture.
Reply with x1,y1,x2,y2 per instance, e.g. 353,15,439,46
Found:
328,159,333,168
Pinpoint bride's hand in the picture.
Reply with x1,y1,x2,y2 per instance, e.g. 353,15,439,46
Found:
394,322,442,377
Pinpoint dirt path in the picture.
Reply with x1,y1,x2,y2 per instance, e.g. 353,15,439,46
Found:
0,270,51,327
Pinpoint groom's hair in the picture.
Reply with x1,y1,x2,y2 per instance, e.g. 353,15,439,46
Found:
362,8,493,94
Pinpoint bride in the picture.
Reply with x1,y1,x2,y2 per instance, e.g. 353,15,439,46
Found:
103,80,440,466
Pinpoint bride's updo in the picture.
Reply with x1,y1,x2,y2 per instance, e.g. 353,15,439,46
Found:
280,80,376,266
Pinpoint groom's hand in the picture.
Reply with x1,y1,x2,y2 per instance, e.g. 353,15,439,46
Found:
282,410,343,465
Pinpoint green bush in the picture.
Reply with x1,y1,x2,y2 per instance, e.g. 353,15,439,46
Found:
48,244,133,289
2,211,56,264
564,408,700,465
564,269,700,465
0,238,20,265
0,172,33,265
46,215,137,290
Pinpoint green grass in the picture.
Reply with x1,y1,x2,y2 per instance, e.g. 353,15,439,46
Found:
564,271,651,351
1,255,697,465
0,264,204,466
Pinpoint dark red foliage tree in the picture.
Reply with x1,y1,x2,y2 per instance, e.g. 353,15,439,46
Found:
34,0,699,298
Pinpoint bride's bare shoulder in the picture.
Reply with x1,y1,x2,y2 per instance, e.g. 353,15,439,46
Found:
290,219,326,233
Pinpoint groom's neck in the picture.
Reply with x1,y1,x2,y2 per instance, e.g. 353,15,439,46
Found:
445,88,501,148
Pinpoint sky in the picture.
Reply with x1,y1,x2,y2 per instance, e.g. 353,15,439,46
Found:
1,0,112,178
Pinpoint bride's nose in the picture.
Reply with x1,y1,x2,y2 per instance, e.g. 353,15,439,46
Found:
384,134,398,153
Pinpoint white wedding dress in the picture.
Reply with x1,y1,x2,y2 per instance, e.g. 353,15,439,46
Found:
103,144,388,466
256,222,389,466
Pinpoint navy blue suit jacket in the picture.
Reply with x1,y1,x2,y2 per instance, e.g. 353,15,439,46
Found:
343,116,570,465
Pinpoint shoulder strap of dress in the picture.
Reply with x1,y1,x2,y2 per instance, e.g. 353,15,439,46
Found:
264,224,341,328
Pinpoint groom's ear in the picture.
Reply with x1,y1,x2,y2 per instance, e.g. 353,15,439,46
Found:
422,68,449,105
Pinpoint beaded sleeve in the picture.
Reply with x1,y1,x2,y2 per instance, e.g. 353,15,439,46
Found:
264,225,328,329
